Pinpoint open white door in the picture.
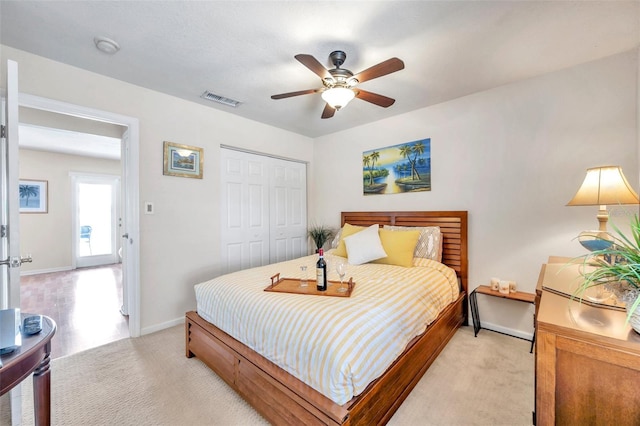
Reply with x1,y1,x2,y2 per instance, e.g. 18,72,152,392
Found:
1,60,22,310
120,129,131,316
2,59,27,426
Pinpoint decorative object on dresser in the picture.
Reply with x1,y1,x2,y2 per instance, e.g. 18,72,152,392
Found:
572,214,640,334
566,165,639,251
535,258,640,425
186,210,468,425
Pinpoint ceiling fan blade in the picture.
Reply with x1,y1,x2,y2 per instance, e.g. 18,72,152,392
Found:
321,103,335,119
271,89,319,100
355,89,396,108
353,58,405,84
295,54,330,79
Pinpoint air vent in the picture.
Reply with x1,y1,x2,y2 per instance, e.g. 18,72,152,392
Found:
200,91,241,108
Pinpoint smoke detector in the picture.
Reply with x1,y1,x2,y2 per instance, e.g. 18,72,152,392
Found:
94,36,120,54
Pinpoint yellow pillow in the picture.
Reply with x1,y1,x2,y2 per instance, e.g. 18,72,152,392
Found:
373,229,421,267
333,223,365,257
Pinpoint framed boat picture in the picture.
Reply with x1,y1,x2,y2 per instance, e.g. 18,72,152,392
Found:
163,141,203,179
363,138,431,195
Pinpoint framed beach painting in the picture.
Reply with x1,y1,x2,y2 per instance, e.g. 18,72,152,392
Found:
163,141,203,179
363,138,431,195
19,179,48,213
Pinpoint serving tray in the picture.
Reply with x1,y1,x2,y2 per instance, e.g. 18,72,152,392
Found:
265,273,355,297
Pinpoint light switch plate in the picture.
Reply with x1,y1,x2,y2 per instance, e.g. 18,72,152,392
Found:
144,202,154,214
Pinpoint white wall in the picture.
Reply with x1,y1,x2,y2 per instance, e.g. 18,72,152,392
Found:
313,50,639,338
19,149,121,273
1,45,315,333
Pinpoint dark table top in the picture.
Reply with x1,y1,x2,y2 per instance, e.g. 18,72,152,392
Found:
0,314,56,395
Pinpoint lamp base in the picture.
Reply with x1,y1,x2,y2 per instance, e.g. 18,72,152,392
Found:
578,230,613,252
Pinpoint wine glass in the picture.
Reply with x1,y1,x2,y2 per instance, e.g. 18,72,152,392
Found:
299,265,308,288
336,262,347,293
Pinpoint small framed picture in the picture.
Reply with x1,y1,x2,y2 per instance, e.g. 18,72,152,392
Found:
19,179,48,213
163,141,203,179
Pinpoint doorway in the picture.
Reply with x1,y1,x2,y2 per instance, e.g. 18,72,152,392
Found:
72,173,120,268
18,94,141,337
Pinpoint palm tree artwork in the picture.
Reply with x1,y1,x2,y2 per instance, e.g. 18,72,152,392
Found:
363,138,431,195
20,184,40,207
363,150,388,193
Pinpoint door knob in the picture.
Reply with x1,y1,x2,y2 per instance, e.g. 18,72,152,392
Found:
0,255,32,267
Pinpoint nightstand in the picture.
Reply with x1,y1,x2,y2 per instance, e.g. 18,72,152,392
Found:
470,285,536,352
535,259,640,425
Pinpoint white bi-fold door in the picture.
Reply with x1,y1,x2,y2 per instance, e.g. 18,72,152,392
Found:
220,148,307,274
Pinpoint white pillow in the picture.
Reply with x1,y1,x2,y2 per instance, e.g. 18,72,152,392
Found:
343,224,387,265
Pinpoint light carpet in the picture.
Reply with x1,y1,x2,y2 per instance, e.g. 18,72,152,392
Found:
1,325,533,426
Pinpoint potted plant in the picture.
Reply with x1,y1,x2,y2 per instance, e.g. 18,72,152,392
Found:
574,214,640,334
308,225,334,252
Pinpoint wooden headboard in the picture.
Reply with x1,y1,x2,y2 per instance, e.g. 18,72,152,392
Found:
341,211,468,297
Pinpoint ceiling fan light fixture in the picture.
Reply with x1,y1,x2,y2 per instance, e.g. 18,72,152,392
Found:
321,87,355,110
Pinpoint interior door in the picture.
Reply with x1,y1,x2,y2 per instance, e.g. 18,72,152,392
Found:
0,59,21,310
120,129,130,316
269,160,307,263
220,148,270,274
1,58,24,426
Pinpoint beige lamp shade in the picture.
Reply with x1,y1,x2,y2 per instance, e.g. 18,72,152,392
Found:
567,166,639,206
567,166,639,233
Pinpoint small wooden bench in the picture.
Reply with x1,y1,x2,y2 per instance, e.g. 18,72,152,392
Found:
470,285,536,352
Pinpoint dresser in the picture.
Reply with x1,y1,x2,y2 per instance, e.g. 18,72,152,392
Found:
535,258,640,426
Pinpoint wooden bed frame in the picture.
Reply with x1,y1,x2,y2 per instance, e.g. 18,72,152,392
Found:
186,211,468,425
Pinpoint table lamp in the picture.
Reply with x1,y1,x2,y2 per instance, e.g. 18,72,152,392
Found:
567,165,639,251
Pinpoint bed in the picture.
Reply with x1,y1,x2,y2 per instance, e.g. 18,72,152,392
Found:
186,211,468,425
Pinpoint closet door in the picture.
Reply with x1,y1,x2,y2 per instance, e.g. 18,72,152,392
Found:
220,149,270,274
270,159,307,263
220,148,307,274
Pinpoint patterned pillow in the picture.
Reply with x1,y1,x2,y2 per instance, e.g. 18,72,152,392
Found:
383,225,442,262
333,223,366,258
330,229,342,249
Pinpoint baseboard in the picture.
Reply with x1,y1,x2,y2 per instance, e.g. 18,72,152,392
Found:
480,321,534,341
20,266,73,276
141,317,185,335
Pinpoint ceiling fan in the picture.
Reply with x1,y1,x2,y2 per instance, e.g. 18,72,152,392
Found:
271,51,405,119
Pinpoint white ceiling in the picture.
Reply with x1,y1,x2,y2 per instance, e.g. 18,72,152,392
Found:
1,1,639,139
19,124,121,160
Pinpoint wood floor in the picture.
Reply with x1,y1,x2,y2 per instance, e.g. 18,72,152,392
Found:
20,264,129,359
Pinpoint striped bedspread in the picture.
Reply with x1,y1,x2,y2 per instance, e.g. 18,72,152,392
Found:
195,250,459,406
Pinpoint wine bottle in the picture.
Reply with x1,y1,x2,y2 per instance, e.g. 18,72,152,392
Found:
316,248,327,291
